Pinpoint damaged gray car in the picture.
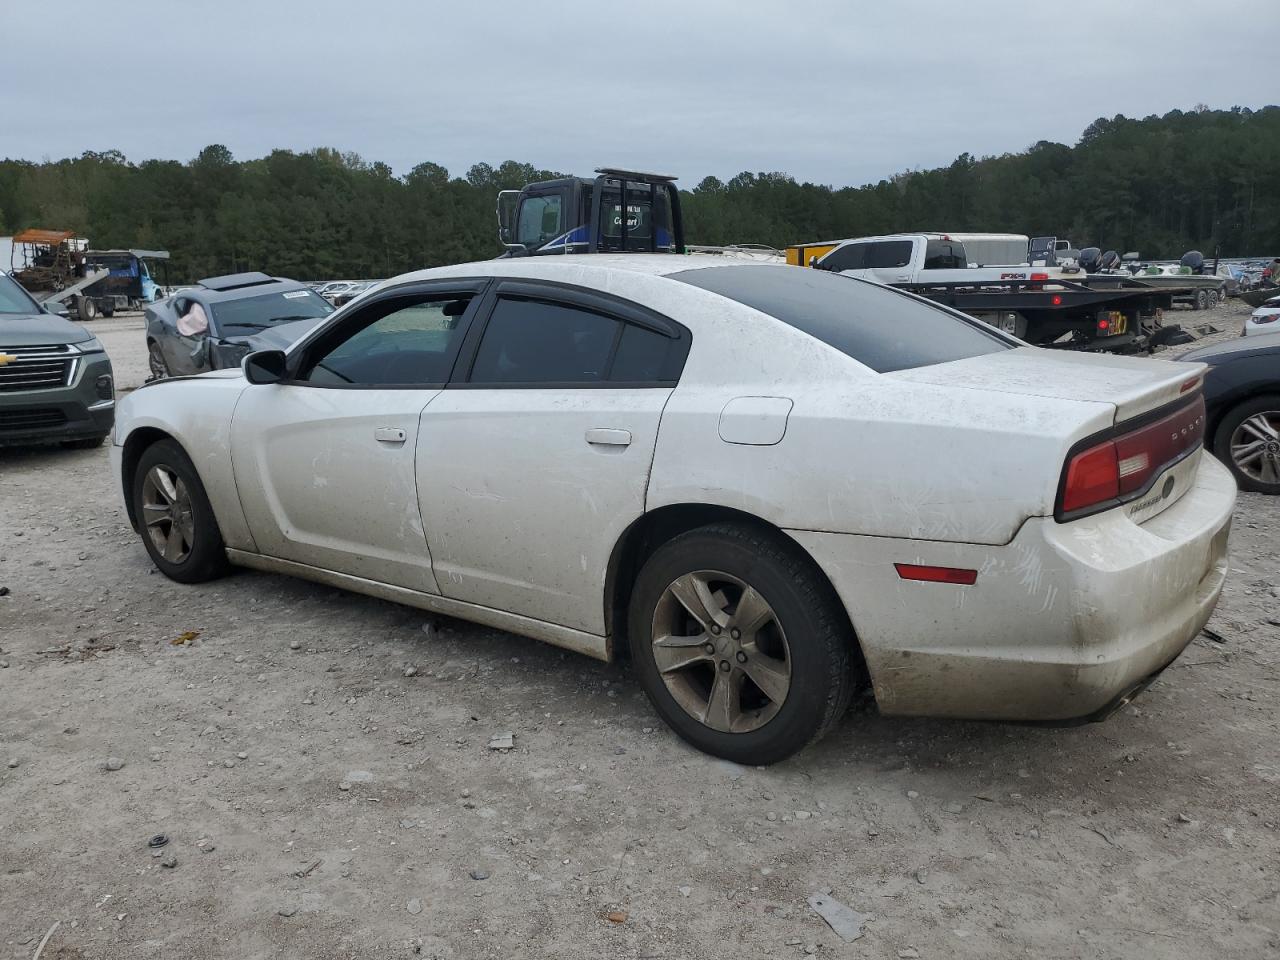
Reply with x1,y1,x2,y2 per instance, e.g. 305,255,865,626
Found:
145,272,335,379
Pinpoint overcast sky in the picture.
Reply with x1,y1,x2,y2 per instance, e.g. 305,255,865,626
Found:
3,0,1275,188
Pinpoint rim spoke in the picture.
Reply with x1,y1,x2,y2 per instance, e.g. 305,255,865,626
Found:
740,653,790,705
1241,415,1280,442
156,469,179,503
668,573,727,631
652,639,712,674
702,670,740,732
142,503,171,527
730,586,773,636
1232,439,1265,466
1263,456,1280,484
653,631,709,648
164,524,185,560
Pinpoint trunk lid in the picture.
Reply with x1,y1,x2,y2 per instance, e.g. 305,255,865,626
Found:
888,345,1204,424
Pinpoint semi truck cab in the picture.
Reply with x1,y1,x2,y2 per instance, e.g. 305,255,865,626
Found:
497,169,685,256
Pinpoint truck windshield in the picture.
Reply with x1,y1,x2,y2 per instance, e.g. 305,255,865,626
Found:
517,195,564,248
0,273,40,314
211,288,334,335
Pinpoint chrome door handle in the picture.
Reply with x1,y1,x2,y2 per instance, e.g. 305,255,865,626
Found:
374,427,407,444
585,428,631,447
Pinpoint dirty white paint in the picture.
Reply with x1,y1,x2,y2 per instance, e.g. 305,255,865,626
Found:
112,254,1236,715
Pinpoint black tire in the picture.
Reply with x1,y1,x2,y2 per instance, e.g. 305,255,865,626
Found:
1213,394,1280,495
76,296,98,322
1207,289,1220,308
101,302,115,318
627,522,855,764
131,439,230,583
147,341,169,380
1194,289,1209,310
61,435,107,450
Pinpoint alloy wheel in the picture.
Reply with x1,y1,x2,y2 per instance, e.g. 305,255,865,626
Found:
141,464,195,563
649,570,791,734
1230,411,1280,485
148,344,169,380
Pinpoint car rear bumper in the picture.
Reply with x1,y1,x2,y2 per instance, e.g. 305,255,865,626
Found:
788,453,1235,721
0,352,115,446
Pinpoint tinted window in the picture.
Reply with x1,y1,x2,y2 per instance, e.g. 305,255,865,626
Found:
610,323,675,381
868,240,913,269
670,265,1012,374
471,298,619,383
306,296,471,386
595,183,676,252
924,240,966,270
818,242,868,272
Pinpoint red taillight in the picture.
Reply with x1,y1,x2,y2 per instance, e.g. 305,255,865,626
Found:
894,563,978,585
1062,441,1119,513
1097,318,1110,331
1051,294,1063,306
1030,272,1049,282
1059,395,1206,518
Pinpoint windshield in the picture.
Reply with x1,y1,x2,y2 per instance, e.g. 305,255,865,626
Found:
0,273,39,314
210,288,334,335
517,194,564,248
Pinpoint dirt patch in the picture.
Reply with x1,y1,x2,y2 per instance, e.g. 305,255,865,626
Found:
1,299,1277,959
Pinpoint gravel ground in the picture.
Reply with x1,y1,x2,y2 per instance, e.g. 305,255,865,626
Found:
1,301,1277,960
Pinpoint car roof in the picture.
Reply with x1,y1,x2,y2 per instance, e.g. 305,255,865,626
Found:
1177,331,1280,363
188,275,315,303
387,254,761,289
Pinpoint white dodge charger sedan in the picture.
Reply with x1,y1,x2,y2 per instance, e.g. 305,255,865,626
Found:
111,256,1234,763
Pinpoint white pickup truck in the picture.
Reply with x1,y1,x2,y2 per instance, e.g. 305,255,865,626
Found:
813,233,1065,286
811,232,1180,352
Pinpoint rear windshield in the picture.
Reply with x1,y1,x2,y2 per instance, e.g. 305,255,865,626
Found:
210,288,334,335
670,265,1012,373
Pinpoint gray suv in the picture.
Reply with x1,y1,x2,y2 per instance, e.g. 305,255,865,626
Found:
0,272,115,448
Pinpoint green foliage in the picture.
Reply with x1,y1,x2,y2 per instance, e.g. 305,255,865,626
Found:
1,107,1276,282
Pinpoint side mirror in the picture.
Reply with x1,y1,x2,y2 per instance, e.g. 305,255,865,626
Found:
243,349,288,385
496,190,520,245
808,255,818,267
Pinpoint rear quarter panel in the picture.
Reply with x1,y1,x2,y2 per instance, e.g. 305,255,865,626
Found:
632,278,1117,545
650,373,1114,545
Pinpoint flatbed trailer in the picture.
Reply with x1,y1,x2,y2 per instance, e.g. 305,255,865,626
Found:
899,277,1185,352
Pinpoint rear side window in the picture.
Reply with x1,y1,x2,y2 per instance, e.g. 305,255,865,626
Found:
670,265,1012,373
924,240,966,270
610,323,676,381
817,242,868,272
867,240,913,269
471,298,617,383
468,294,689,385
